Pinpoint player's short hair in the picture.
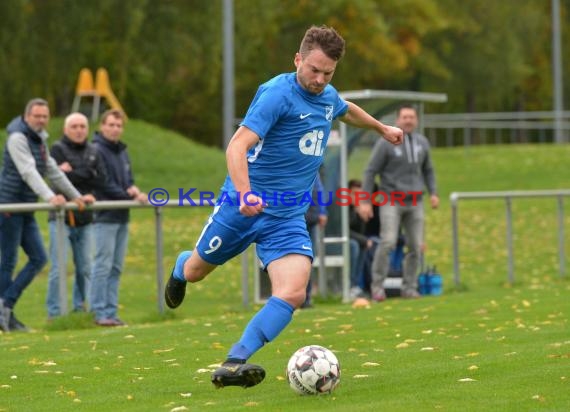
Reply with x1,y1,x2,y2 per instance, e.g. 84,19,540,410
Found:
100,109,125,125
396,104,418,117
24,98,49,115
299,25,345,61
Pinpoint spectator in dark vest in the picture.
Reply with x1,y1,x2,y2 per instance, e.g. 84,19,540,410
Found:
46,112,106,319
0,99,92,332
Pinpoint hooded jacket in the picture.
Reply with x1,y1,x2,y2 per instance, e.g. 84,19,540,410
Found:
362,132,437,206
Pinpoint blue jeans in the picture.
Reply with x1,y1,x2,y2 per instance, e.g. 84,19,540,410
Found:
0,213,48,308
90,222,129,320
349,239,367,288
46,221,93,317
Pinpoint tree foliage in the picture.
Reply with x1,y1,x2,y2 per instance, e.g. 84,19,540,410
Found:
0,0,568,146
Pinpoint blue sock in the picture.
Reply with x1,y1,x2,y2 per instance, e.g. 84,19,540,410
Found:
172,250,192,282
228,296,294,361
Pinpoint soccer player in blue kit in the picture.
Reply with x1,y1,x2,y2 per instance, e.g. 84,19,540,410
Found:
165,25,403,389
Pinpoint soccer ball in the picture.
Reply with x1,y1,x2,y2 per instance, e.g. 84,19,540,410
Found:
286,345,340,395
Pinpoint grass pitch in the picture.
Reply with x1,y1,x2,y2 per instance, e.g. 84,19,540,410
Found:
1,121,569,411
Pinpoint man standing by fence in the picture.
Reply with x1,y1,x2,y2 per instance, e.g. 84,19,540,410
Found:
90,109,147,327
0,99,91,332
46,112,106,319
359,104,439,301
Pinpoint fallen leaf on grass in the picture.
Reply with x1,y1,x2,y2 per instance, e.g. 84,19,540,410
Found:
396,342,409,349
244,401,259,406
275,376,285,381
353,375,369,379
361,362,380,367
458,378,477,382
153,348,174,354
420,347,435,351
170,407,189,412
468,365,479,370
531,395,545,401
180,393,192,398
10,346,29,351
352,298,370,308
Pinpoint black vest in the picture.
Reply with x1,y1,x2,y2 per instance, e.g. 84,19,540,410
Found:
0,117,48,203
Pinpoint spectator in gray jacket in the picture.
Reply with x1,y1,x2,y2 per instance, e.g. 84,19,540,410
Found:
0,99,92,332
358,104,439,301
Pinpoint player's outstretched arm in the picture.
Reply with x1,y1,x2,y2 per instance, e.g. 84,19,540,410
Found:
226,126,265,216
339,101,403,145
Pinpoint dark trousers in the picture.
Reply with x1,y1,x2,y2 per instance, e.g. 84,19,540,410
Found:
0,213,48,308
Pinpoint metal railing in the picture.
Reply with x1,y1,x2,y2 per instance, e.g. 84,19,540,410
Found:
450,190,570,287
0,199,214,315
424,111,570,146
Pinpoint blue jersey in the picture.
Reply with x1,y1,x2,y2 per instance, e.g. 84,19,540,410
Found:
220,72,348,218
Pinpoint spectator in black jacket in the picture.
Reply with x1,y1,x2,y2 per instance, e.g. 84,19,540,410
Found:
46,112,106,319
90,109,146,326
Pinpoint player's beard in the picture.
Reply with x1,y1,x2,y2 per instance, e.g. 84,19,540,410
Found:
297,73,324,95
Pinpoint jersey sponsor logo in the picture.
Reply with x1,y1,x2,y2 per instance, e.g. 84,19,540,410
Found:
325,106,334,121
299,130,325,156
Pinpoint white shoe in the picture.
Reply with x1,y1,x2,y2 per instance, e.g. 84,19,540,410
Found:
349,286,364,300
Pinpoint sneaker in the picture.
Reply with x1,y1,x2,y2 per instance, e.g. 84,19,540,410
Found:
110,318,127,326
9,313,29,332
0,299,11,332
211,361,266,388
95,318,119,327
401,289,421,299
349,286,364,300
371,288,387,302
164,251,192,309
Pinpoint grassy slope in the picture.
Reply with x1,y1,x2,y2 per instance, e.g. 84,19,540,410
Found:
1,122,569,411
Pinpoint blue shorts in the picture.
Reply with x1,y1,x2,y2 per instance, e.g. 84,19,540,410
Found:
195,202,313,269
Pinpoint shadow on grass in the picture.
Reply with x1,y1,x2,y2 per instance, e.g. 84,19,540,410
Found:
45,311,97,331
44,310,180,331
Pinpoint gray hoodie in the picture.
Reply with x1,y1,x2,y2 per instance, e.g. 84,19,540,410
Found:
362,132,437,206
